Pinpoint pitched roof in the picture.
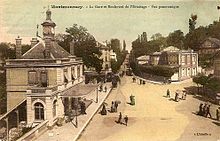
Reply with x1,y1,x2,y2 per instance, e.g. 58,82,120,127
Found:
203,37,220,47
137,55,150,60
162,46,180,52
22,40,71,59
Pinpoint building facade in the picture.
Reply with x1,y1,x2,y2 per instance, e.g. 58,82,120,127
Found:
5,9,99,126
96,42,111,71
199,37,220,55
150,46,198,81
214,51,220,79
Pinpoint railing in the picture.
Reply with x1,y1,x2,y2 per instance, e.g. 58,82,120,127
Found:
17,120,49,141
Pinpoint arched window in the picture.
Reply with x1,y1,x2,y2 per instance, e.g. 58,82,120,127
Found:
34,102,44,120
53,100,57,117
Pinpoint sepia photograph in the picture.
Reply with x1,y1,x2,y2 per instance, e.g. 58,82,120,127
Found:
0,0,220,141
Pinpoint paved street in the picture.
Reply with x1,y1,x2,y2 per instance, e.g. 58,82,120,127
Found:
78,76,220,141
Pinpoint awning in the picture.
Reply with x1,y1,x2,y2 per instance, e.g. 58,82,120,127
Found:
60,84,99,97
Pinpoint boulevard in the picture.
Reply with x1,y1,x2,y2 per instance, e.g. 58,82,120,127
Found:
78,76,220,141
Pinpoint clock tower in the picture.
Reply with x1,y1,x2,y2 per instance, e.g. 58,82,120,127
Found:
41,8,56,40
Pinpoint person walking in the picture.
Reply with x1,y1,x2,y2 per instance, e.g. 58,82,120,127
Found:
124,115,128,126
111,101,115,113
205,105,212,118
117,112,122,124
115,101,118,112
167,89,170,98
216,107,220,121
197,103,203,116
104,86,107,92
202,104,207,116
175,92,179,102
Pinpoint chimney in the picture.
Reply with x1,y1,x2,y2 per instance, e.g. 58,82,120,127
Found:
15,36,22,59
69,41,75,56
30,37,39,48
44,37,52,59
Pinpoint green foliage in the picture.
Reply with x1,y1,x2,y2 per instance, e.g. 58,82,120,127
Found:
184,26,208,51
130,61,140,75
139,65,178,78
206,77,220,92
56,24,103,73
189,14,197,33
167,30,184,49
21,44,31,55
198,54,214,69
110,39,121,53
0,43,16,59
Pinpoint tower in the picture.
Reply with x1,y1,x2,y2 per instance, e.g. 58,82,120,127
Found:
41,8,56,40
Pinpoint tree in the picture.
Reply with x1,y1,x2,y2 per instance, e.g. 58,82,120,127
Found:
110,39,121,53
193,74,212,95
0,43,16,59
151,33,162,40
56,24,103,73
21,44,31,55
184,26,208,51
167,30,184,49
189,14,197,33
123,40,126,51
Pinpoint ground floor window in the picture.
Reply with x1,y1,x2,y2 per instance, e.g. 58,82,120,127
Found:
34,102,44,120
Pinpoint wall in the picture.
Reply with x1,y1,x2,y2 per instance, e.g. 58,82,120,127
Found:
7,68,28,111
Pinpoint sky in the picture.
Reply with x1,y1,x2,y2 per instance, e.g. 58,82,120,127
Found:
0,0,220,51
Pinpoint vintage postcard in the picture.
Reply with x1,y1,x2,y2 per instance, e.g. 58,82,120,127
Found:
0,0,220,141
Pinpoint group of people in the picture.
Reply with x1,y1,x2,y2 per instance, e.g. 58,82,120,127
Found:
111,101,119,113
166,89,187,102
197,103,220,120
117,112,128,126
99,84,107,93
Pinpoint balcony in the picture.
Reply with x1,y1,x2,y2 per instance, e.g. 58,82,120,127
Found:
27,86,58,95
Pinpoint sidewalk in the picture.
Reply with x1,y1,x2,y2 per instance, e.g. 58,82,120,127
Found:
35,83,112,141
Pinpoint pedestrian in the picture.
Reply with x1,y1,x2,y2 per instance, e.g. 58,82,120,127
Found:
197,103,203,116
167,89,170,98
104,86,107,92
117,112,122,124
115,101,118,112
100,104,107,115
216,107,220,121
175,92,179,102
80,102,87,115
202,104,207,116
205,105,212,118
124,115,128,126
111,101,115,113
132,77,135,83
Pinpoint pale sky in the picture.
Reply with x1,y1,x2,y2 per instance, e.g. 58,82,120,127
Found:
0,0,219,51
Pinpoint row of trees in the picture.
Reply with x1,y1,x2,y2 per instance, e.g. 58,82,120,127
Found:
109,39,127,73
131,14,220,58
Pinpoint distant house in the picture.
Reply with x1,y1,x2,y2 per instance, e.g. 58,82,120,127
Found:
137,55,150,65
199,37,220,55
96,42,111,71
149,52,161,65
149,46,198,81
214,51,220,79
